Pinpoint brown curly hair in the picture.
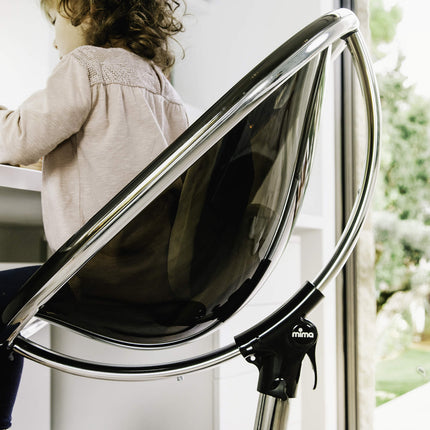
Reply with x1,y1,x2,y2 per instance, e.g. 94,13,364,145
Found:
40,0,184,71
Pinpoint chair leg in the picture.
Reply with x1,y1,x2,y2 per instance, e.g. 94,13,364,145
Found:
253,394,290,430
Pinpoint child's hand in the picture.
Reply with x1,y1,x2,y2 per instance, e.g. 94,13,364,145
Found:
19,158,43,171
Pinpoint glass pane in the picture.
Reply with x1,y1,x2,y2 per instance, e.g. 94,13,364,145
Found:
369,1,430,428
40,53,327,346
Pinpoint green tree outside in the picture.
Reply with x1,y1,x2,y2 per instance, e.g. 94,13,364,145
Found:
371,0,430,312
370,0,430,406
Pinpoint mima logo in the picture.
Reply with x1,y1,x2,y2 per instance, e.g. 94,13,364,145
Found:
291,327,314,339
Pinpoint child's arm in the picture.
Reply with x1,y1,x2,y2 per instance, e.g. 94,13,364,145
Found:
0,54,92,166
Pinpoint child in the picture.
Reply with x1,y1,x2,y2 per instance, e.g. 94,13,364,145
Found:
0,0,188,428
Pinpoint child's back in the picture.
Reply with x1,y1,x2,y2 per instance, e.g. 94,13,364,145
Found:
41,45,188,249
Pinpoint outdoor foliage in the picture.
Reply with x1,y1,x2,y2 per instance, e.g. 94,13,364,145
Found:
370,0,430,407
370,0,402,55
376,346,430,406
371,0,430,321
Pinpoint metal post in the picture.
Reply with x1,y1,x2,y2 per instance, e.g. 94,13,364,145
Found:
253,394,290,430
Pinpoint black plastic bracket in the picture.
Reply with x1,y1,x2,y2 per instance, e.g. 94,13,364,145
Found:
234,281,324,400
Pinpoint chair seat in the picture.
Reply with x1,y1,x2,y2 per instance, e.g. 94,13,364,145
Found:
41,288,209,345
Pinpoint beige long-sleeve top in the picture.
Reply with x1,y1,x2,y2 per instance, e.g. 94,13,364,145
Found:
0,46,188,250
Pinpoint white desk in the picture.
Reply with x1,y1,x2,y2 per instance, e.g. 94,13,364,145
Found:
0,164,41,191
0,164,42,225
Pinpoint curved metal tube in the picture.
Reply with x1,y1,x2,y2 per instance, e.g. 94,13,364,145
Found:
13,337,239,381
11,9,380,381
312,31,381,290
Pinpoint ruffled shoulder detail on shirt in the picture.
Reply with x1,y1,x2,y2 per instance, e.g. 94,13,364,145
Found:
67,45,182,104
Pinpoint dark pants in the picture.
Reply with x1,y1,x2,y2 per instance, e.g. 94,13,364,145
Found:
0,266,40,429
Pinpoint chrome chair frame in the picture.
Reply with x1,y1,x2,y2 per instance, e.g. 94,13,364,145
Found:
3,8,380,430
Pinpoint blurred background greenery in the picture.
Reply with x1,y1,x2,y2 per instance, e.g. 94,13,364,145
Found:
370,0,430,406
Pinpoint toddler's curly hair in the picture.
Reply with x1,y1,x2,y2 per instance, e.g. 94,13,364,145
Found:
41,0,184,71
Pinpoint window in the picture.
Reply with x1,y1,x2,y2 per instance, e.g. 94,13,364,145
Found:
343,0,430,428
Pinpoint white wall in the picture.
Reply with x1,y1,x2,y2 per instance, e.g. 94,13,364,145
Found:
0,0,56,109
174,0,336,111
49,331,216,430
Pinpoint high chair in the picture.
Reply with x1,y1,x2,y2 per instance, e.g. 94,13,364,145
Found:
0,8,380,430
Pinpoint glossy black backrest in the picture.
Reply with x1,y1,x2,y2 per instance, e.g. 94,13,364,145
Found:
32,50,329,347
